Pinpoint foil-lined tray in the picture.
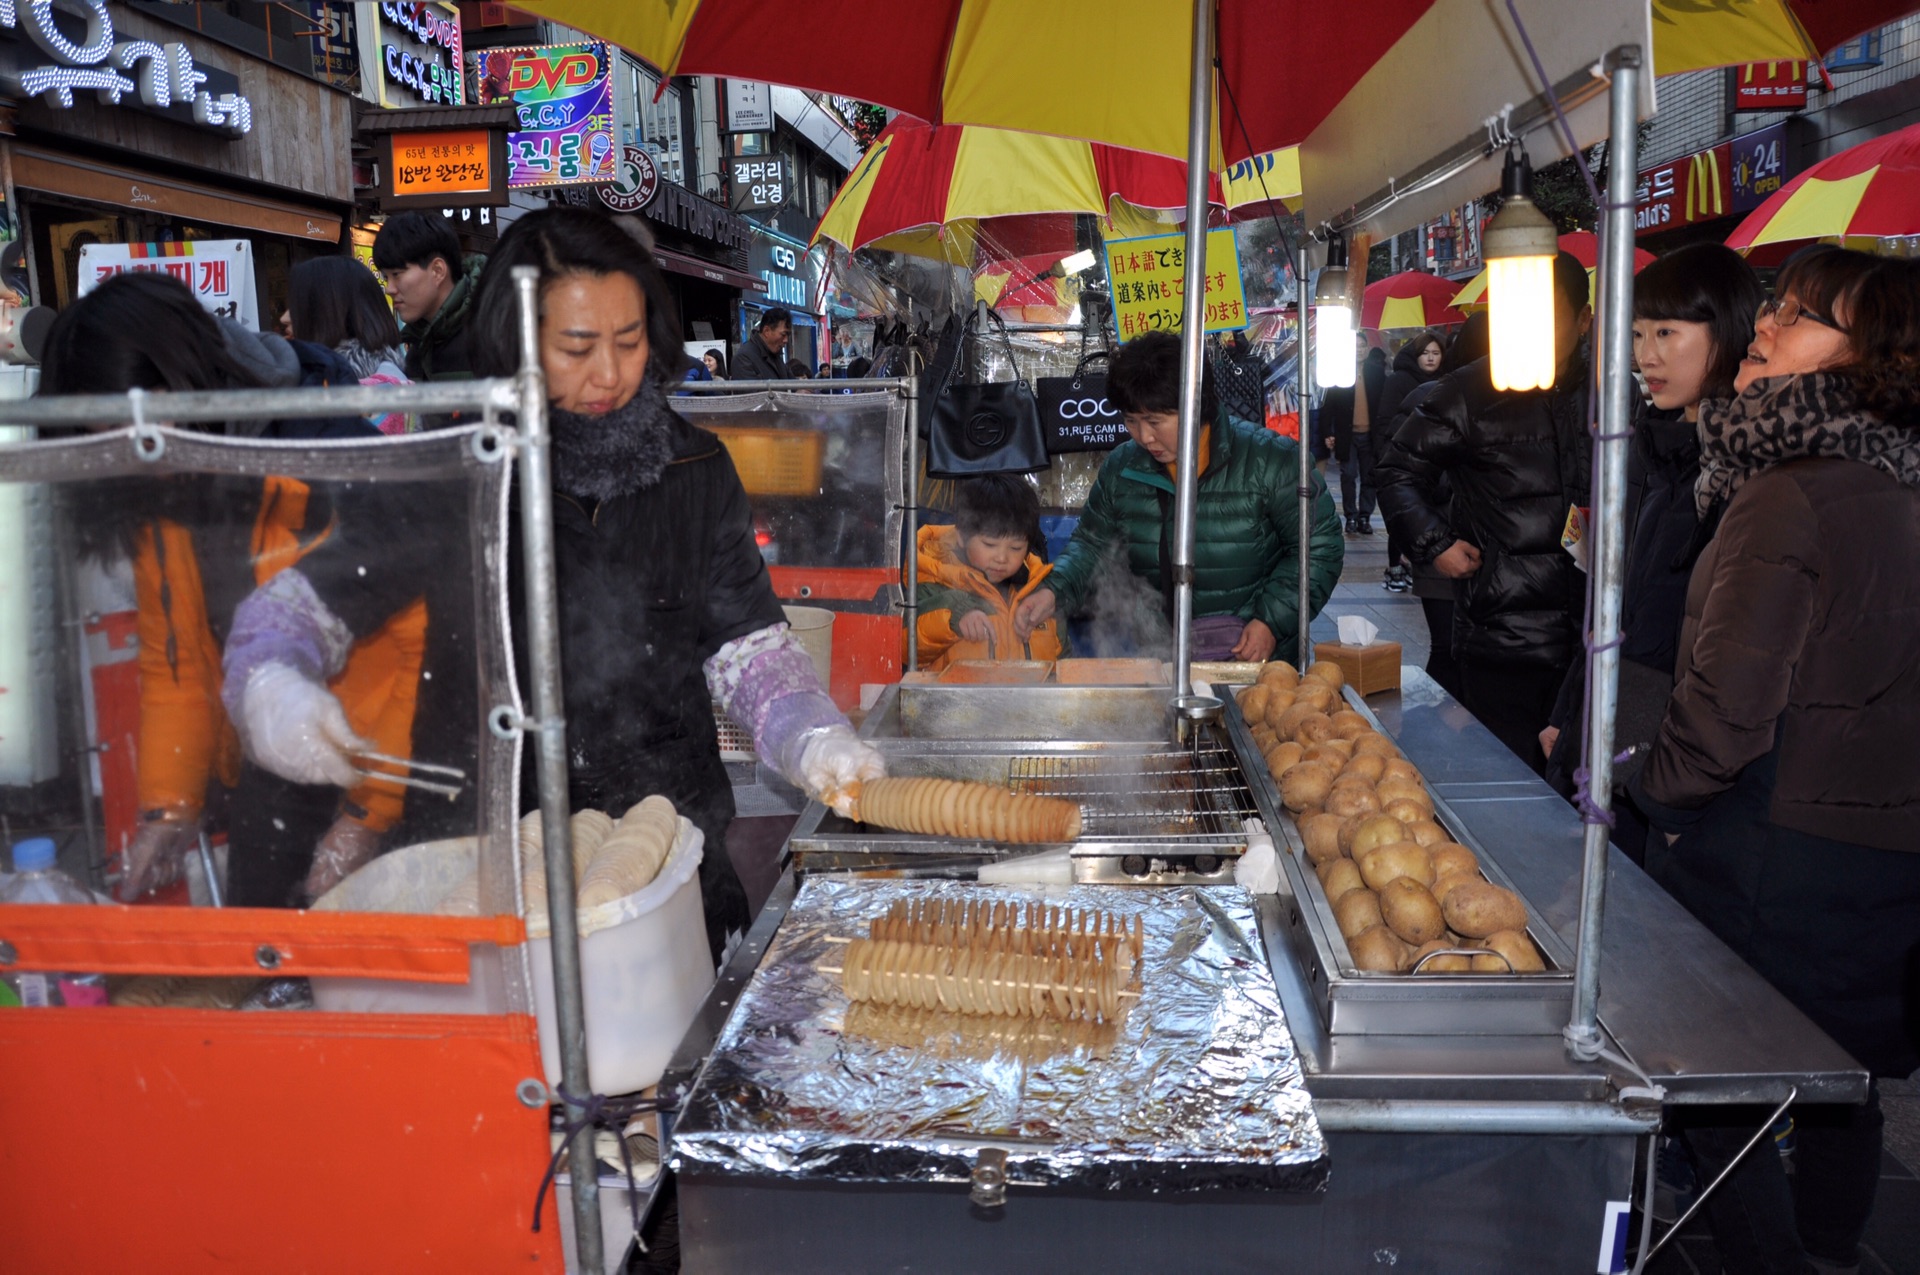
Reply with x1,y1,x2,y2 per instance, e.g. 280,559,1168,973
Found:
670,879,1328,1194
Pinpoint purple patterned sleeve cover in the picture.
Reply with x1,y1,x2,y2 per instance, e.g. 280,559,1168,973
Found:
704,622,848,778
219,568,356,720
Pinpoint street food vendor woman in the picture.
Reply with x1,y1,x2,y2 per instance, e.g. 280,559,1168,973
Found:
217,208,883,958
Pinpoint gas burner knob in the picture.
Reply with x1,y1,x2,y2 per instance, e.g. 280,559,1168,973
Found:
1193,855,1220,875
1120,855,1148,877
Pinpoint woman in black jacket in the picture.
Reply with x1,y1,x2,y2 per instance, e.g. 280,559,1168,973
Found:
1540,244,1762,860
1377,329,1447,590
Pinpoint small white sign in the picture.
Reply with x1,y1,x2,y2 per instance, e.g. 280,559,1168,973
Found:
77,240,258,331
725,80,772,133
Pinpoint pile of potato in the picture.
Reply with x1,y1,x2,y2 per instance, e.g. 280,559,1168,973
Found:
1238,661,1545,976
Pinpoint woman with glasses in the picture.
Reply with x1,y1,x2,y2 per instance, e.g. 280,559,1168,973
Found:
1628,247,1920,1273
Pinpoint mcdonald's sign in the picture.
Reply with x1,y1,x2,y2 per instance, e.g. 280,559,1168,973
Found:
1634,143,1732,233
1735,61,1807,110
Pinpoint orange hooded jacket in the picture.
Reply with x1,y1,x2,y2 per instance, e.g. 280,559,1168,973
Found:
912,523,1063,672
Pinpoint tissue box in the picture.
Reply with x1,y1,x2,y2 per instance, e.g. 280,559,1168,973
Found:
1312,640,1402,696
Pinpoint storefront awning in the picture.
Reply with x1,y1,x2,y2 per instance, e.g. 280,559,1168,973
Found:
10,146,344,243
652,243,758,291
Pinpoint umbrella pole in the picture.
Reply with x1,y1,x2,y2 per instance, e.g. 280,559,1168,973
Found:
1566,44,1642,1061
1296,247,1312,670
1171,0,1214,699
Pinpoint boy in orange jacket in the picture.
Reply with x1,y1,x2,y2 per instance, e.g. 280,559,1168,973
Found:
915,475,1065,671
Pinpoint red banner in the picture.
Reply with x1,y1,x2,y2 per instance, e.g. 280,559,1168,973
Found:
1636,144,1733,234
1735,61,1807,110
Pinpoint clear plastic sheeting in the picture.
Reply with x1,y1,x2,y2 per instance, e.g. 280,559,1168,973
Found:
675,390,906,606
0,427,518,924
671,878,1328,1194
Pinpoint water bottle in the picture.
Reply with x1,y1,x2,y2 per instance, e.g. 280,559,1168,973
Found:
0,838,107,1008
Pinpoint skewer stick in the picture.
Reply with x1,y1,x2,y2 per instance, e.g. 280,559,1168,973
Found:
352,769,462,799
350,749,469,780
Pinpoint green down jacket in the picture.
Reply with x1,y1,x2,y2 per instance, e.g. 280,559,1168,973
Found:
1046,416,1344,652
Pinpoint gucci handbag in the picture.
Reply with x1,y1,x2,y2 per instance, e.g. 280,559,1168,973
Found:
925,309,1049,477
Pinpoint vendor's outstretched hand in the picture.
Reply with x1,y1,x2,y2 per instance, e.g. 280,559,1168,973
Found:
1230,619,1277,662
234,662,372,789
303,815,384,906
120,816,198,901
1013,588,1056,641
798,725,885,817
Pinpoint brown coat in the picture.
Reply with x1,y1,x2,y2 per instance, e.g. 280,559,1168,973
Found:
1641,457,1920,853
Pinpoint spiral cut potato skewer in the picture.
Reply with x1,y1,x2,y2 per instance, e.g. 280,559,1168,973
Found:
868,897,1144,979
851,776,1082,844
843,1000,1121,1064
843,937,1128,1022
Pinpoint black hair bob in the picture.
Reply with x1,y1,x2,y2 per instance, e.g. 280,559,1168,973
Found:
1632,242,1764,402
40,271,258,397
954,472,1041,544
289,256,401,353
465,206,685,384
1107,330,1219,426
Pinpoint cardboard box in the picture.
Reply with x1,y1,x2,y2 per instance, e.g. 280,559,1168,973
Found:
1312,640,1403,696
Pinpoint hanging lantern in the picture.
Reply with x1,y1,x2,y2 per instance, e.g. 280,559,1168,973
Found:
1483,149,1560,391
1313,235,1356,389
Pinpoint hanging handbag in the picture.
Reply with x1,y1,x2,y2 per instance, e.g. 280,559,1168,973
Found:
925,308,1048,476
1036,350,1126,453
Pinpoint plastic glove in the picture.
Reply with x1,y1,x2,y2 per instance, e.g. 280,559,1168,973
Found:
302,815,384,906
797,725,886,817
233,661,371,789
119,815,199,901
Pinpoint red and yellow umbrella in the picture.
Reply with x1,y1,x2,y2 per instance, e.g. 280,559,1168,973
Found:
1361,272,1468,330
1652,0,1918,75
1450,231,1655,312
1726,120,1920,253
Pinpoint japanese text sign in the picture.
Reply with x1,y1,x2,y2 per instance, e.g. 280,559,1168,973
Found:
1735,61,1806,110
1635,144,1730,233
471,42,615,189
77,240,257,330
391,129,491,196
1103,227,1248,339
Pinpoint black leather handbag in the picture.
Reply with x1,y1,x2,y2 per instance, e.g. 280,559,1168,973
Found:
926,309,1048,477
1037,350,1126,453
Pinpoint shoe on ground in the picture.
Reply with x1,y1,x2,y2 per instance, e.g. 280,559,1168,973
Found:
1357,515,1375,534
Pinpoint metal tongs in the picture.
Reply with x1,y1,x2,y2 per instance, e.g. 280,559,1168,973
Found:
349,749,467,800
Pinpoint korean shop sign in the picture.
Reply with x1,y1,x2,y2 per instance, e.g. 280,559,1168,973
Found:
1635,144,1730,232
375,1,464,107
729,157,786,212
1735,61,1806,111
471,42,616,188
1103,227,1249,338
0,0,251,135
77,240,258,329
377,127,507,211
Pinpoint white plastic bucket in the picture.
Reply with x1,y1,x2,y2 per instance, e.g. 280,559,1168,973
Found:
783,604,835,688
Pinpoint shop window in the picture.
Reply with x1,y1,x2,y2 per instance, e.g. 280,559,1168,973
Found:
630,63,686,188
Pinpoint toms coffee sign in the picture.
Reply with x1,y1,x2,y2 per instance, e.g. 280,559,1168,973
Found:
0,0,252,135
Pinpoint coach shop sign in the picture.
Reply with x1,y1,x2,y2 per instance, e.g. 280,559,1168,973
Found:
0,0,252,135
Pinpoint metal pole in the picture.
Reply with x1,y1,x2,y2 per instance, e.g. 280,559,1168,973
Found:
509,266,602,1266
1567,45,1641,1059
1296,244,1314,669
904,373,921,672
1170,0,1213,698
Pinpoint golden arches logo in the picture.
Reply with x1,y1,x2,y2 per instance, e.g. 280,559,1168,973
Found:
1686,150,1724,222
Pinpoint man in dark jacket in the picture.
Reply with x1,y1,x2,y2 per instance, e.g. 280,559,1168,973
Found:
1316,338,1388,534
1373,252,1592,771
373,212,484,382
732,307,796,380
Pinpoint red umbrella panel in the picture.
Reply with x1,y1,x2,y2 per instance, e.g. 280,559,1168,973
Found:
1361,271,1469,330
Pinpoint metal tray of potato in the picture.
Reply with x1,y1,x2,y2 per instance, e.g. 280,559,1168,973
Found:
1223,684,1575,1038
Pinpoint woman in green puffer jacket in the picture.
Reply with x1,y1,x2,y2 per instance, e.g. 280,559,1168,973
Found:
1015,332,1344,661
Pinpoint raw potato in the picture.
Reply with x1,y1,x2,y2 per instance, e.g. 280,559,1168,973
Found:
1430,869,1484,906
1279,762,1335,812
1381,757,1422,783
1348,924,1411,973
1300,812,1347,864
1293,681,1338,714
1250,724,1277,752
1276,703,1325,739
1375,778,1432,812
1303,743,1352,771
1239,684,1272,722
1352,733,1400,760
1340,753,1387,785
1263,690,1299,728
1472,928,1546,973
1325,784,1383,818
1328,711,1371,741
1441,881,1530,938
1334,888,1385,939
1304,660,1345,690
1295,713,1339,745
1402,818,1449,847
1411,939,1472,974
1258,660,1300,689
1265,740,1305,780
1358,841,1435,890
1383,798,1432,825
1378,878,1447,945
1348,813,1408,859
1428,843,1480,879
1319,858,1367,901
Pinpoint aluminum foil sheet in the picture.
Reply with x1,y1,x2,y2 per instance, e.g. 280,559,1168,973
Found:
671,879,1328,1194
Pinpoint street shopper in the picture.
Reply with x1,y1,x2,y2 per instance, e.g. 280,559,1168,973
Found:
1629,249,1920,1275
733,306,797,380
288,255,415,435
37,273,416,908
1377,328,1448,591
1317,336,1388,533
1538,243,1762,861
217,208,881,959
1373,252,1593,773
372,211,484,382
1014,331,1343,663
914,474,1064,672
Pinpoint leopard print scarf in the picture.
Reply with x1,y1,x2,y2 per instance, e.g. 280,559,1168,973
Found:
1694,372,1920,520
